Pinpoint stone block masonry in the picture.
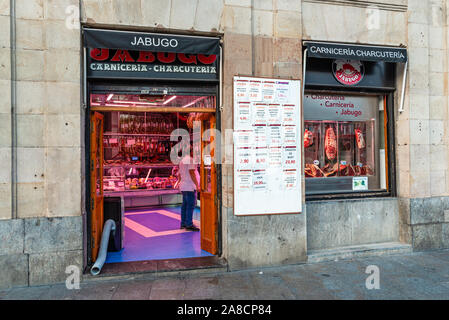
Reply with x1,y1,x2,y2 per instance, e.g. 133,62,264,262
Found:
408,196,449,250
306,198,400,251
0,216,83,289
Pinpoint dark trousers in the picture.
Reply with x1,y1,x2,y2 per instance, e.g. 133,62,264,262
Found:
181,191,196,227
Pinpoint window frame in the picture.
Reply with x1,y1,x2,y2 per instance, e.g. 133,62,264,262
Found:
304,90,396,201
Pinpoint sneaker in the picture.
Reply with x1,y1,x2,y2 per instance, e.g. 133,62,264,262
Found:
180,225,187,229
185,225,200,232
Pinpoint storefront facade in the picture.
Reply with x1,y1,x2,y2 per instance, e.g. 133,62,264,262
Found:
1,0,449,288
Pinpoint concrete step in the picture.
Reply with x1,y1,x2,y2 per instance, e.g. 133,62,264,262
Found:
307,242,413,263
82,256,228,284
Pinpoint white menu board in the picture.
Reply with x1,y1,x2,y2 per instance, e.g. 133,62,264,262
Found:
233,76,302,216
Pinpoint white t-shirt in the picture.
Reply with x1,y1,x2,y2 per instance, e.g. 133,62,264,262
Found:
178,155,200,192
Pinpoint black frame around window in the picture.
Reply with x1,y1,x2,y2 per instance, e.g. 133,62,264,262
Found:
304,90,396,201
303,48,398,201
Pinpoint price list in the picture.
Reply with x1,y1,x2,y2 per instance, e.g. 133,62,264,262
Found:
233,76,302,216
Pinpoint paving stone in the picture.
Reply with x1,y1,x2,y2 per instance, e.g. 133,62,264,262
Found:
38,284,78,300
183,287,220,300
0,289,10,299
426,250,449,264
217,273,258,300
111,280,152,300
249,272,296,300
71,282,118,300
183,276,220,299
150,288,186,300
331,259,410,300
395,253,449,280
149,277,186,300
2,285,49,300
380,275,445,299
151,277,186,290
278,269,337,300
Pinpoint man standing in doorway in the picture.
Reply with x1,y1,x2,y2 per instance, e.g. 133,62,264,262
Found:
178,146,200,231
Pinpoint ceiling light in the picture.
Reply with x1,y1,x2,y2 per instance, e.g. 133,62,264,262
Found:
182,97,206,108
163,96,177,105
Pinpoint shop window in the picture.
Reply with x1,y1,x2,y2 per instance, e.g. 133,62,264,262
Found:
304,93,391,197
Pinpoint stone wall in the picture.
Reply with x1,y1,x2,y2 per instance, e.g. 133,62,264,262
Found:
14,0,81,219
0,0,11,220
0,217,83,289
307,198,400,251
0,0,83,289
397,0,449,250
219,1,306,269
302,0,407,45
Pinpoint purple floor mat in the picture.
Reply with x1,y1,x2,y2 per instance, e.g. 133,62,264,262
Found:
105,206,213,263
126,212,180,232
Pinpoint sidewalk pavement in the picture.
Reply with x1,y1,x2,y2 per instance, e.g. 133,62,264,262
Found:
1,249,449,300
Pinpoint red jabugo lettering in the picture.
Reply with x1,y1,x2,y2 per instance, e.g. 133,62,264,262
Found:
111,50,135,62
137,51,156,63
157,52,176,63
198,54,217,64
90,48,109,61
178,53,197,64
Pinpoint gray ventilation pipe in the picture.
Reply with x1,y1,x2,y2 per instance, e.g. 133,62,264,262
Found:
90,219,116,276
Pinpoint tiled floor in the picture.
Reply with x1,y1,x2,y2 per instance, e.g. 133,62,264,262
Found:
105,206,213,263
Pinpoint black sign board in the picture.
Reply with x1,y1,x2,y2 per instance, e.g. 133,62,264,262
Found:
87,48,219,81
305,58,396,91
84,28,220,55
304,41,407,63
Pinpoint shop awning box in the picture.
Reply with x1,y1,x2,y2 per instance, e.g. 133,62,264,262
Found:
304,41,407,63
303,41,408,112
84,28,220,55
83,28,221,82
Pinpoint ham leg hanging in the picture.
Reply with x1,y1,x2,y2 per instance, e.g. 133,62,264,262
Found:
355,128,365,149
324,127,337,160
304,129,313,148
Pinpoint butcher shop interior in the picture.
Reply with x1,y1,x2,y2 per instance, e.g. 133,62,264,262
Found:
89,92,217,264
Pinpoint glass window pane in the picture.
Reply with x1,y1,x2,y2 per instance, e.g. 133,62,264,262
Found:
304,94,386,195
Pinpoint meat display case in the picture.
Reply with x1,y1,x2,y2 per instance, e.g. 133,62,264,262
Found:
303,94,383,195
101,111,188,207
304,120,375,178
91,92,216,206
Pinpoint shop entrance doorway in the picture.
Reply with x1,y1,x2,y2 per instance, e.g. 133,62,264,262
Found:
87,88,219,266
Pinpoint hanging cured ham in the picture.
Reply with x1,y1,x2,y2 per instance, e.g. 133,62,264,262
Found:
355,128,365,149
324,127,337,160
304,129,313,148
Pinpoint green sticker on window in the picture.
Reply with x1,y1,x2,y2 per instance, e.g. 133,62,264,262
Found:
353,177,368,191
